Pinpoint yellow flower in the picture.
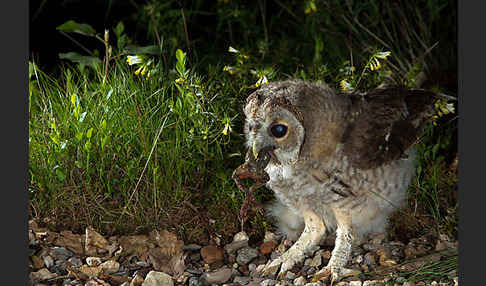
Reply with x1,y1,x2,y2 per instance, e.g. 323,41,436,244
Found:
255,75,268,88
340,79,353,91
228,46,239,53
223,122,232,135
127,55,143,66
175,77,185,84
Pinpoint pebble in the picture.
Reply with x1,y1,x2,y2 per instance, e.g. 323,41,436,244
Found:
50,247,73,261
234,276,251,285
236,247,260,265
68,257,82,267
201,245,224,264
200,267,232,285
284,271,296,280
304,283,322,286
362,281,383,286
349,281,362,286
259,241,278,255
86,257,102,267
260,279,277,286
293,276,307,285
226,231,250,254
101,260,120,274
142,271,174,286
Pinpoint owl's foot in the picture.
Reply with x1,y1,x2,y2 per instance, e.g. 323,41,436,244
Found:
260,246,306,279
312,265,361,285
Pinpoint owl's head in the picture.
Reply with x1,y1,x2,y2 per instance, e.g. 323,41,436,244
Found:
243,80,344,165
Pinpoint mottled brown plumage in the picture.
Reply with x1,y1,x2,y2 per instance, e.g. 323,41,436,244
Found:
237,80,439,282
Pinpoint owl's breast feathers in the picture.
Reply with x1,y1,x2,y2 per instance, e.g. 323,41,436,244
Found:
341,87,439,170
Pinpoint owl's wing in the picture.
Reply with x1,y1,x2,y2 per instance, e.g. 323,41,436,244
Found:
341,87,438,170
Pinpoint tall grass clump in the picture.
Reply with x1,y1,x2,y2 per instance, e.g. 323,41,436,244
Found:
29,44,263,238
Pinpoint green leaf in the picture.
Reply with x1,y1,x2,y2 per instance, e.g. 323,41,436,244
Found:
56,20,97,36
84,141,92,151
114,21,125,37
75,131,84,141
123,45,161,55
176,49,185,64
86,127,94,139
100,119,107,131
55,168,66,181
70,93,77,106
59,52,102,69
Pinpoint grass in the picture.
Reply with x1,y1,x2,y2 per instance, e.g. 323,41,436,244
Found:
29,1,457,268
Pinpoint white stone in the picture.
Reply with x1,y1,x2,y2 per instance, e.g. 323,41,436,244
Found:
142,271,174,286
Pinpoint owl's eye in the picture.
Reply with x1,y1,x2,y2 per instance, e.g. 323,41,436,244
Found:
270,124,288,138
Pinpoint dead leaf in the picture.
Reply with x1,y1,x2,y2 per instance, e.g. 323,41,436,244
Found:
86,227,110,255
119,235,150,260
149,229,184,256
54,230,84,255
79,265,103,278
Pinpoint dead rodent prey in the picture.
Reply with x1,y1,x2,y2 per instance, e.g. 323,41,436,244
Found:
232,146,274,226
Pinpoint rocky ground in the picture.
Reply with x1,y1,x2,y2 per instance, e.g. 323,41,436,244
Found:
29,220,458,286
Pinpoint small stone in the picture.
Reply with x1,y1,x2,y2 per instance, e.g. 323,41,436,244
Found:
142,271,174,286
86,257,103,267
284,271,296,280
349,281,362,286
184,244,202,251
430,282,438,286
335,282,349,286
248,263,257,272
264,231,278,243
68,257,82,267
304,283,323,286
259,241,277,255
237,247,260,265
50,247,73,261
30,268,57,282
226,232,250,254
293,276,306,286
453,277,458,286
260,279,277,286
200,267,232,285
234,276,251,285
101,260,120,274
85,278,110,286
201,245,224,264
403,282,415,286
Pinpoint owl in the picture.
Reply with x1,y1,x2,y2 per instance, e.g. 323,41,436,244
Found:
240,80,438,282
